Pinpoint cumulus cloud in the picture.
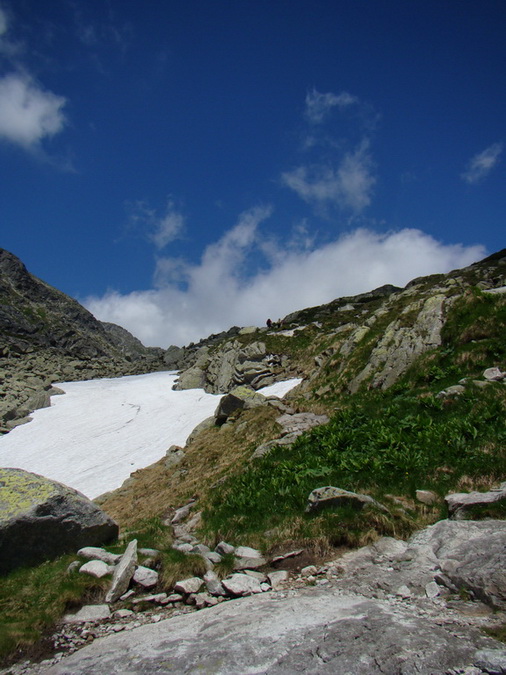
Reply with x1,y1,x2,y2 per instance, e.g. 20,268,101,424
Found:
282,139,375,212
85,214,484,348
461,142,503,184
304,89,357,124
0,73,67,149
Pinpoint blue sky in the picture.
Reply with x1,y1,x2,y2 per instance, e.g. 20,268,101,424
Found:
0,0,504,347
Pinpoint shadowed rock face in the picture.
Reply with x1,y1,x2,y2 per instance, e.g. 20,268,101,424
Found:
0,248,160,362
0,248,164,430
0,468,118,575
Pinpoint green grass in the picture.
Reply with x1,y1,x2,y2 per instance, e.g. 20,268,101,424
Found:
0,556,109,666
202,386,506,546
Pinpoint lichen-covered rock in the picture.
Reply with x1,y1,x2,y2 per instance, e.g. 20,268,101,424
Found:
0,468,118,575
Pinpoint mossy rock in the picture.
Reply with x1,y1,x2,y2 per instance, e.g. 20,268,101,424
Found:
0,468,118,576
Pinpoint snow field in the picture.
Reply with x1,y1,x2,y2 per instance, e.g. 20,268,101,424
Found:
0,372,301,499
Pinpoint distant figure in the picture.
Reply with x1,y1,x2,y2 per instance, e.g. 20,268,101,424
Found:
266,318,272,328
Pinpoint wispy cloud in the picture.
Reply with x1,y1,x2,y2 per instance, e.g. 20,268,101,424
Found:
126,199,185,250
0,72,67,149
151,203,185,250
0,4,7,38
461,142,503,184
281,139,375,212
70,1,131,62
304,89,357,124
282,90,376,214
0,4,21,57
85,214,484,348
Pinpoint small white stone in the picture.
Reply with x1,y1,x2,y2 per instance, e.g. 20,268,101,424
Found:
79,560,111,578
114,609,134,618
235,545,263,558
396,585,412,598
301,565,318,576
425,581,440,598
63,605,111,624
133,566,159,589
174,577,204,595
222,573,263,596
267,570,289,589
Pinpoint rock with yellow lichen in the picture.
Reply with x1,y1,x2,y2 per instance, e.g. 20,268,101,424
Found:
0,467,118,576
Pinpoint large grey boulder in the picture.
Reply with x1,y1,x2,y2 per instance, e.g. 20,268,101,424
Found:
0,468,118,576
43,584,503,674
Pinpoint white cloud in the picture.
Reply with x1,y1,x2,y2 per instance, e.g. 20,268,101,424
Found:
305,89,357,124
85,216,485,348
0,73,67,149
282,139,375,212
461,142,503,184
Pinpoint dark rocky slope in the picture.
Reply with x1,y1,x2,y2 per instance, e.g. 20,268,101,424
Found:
0,248,164,432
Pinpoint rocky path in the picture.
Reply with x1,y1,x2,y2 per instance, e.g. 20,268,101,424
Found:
4,519,506,675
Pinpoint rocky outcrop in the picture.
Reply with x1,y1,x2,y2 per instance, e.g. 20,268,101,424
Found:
305,486,388,513
11,516,506,673
445,482,506,519
251,410,329,459
347,292,450,392
335,519,506,610
41,580,505,675
174,339,288,394
0,248,145,361
0,468,118,575
100,322,164,363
